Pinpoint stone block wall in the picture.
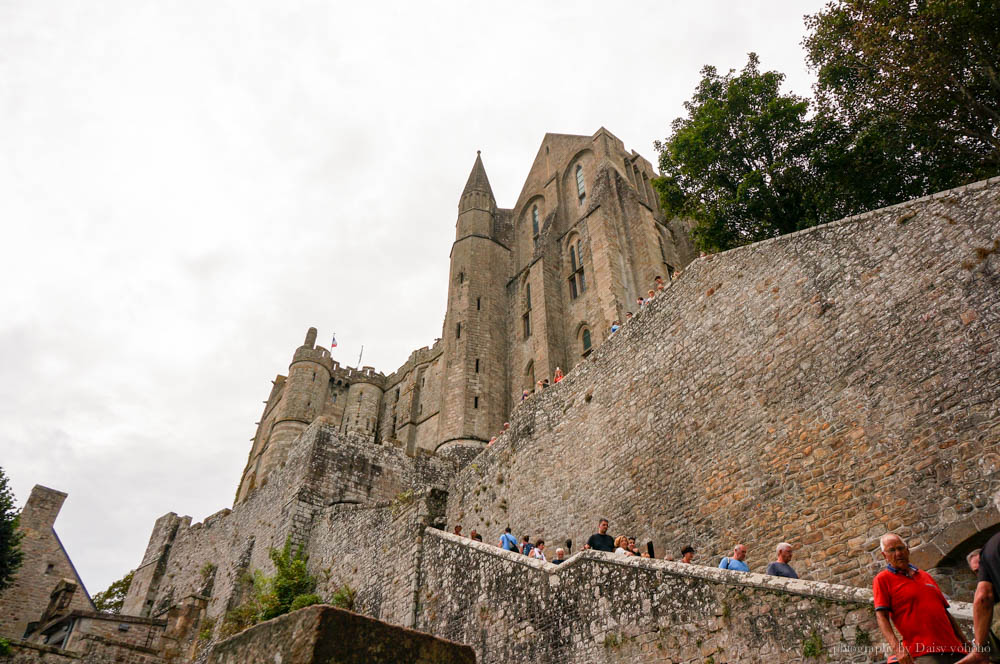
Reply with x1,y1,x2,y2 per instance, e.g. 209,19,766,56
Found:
0,486,95,639
416,530,968,664
61,613,165,653
202,605,475,664
378,341,444,454
124,423,454,631
305,426,453,507
308,489,448,627
7,642,80,664
445,177,1000,590
9,634,163,664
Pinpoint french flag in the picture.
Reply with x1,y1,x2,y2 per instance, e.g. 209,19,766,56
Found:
331,333,338,348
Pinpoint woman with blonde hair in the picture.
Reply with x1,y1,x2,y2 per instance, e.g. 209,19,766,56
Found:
614,536,633,556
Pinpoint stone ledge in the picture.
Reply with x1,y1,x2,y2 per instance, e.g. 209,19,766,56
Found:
204,604,475,664
694,174,1000,261
427,528,973,619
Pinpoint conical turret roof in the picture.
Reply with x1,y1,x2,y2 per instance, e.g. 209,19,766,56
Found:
462,151,495,202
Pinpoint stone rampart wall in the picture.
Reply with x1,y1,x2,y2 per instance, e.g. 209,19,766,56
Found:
123,425,314,619
416,530,970,664
308,489,447,627
306,426,453,505
124,423,454,630
445,177,1000,589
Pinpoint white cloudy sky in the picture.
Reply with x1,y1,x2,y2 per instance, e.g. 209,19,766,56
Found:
1,0,827,596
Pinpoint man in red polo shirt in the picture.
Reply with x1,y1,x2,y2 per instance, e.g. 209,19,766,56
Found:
874,533,970,663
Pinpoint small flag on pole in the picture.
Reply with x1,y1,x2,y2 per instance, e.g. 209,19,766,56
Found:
331,333,338,348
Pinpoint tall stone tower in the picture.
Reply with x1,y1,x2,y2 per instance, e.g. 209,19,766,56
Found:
436,153,511,461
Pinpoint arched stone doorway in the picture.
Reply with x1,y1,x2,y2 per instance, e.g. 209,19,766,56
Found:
911,505,1000,602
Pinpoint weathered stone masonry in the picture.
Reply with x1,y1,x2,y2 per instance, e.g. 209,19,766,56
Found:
123,423,453,622
114,175,996,663
0,486,95,640
447,176,1000,591
416,529,972,664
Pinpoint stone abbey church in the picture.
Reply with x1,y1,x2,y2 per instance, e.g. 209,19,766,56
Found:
3,123,997,664
234,127,697,503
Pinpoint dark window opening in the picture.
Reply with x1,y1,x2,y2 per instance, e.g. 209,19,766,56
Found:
474,396,479,409
456,322,461,339
582,329,592,356
477,297,481,310
523,280,532,338
569,238,586,298
458,271,464,284
475,359,479,373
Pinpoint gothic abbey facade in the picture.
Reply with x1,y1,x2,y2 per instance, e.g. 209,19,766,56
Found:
234,128,696,502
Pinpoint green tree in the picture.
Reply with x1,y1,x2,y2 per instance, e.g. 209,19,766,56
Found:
92,569,135,614
804,0,1000,182
0,467,23,592
653,54,829,252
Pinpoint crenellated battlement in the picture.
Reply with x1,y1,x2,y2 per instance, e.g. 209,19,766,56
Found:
328,362,386,389
382,339,443,387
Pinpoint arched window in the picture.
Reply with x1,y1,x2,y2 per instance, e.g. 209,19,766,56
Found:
531,205,539,243
575,164,586,204
582,329,592,356
568,237,586,299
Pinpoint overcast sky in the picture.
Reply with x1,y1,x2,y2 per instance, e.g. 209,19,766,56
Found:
1,0,828,596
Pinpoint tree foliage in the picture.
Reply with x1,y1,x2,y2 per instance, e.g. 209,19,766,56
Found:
0,467,23,593
655,1,1000,253
258,538,317,620
219,538,326,638
92,569,134,614
804,0,1000,180
654,55,830,251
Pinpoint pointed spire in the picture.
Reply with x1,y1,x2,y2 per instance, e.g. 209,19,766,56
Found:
461,150,495,204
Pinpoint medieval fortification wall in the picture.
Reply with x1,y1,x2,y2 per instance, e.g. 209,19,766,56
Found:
112,177,998,664
123,424,454,623
447,176,1000,591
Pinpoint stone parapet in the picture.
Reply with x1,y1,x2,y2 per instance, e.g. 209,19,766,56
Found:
416,529,968,663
